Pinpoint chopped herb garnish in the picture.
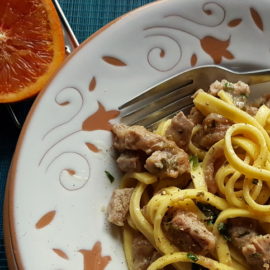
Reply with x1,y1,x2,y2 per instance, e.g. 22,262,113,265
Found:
224,82,234,91
252,179,258,185
218,222,231,241
105,170,115,183
205,219,214,225
251,252,261,258
196,202,220,225
187,253,198,262
189,155,199,168
240,93,248,98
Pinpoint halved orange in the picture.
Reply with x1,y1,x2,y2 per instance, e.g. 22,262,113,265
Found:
0,0,65,103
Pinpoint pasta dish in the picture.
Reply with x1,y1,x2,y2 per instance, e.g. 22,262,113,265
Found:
107,79,270,270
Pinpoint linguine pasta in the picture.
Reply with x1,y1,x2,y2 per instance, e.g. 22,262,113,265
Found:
107,81,270,270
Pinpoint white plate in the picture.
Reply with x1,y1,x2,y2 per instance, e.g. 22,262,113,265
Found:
6,0,270,269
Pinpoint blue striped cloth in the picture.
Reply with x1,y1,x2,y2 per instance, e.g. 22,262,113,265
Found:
59,0,154,43
0,0,153,268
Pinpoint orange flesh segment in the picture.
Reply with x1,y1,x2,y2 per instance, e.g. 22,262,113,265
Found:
0,0,65,102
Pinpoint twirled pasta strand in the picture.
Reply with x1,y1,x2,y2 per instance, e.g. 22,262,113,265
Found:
118,90,270,270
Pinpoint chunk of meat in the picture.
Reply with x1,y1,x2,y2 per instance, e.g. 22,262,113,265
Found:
228,218,259,249
112,124,190,178
145,150,188,178
245,105,259,116
117,151,144,173
209,79,250,97
247,94,270,117
192,113,232,150
187,107,204,125
107,188,134,226
147,147,189,178
253,94,270,108
242,235,270,270
132,234,159,270
163,209,216,255
228,218,270,270
233,95,248,110
112,124,167,154
201,113,232,148
165,111,194,151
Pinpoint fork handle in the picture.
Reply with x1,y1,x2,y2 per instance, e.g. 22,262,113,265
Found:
220,67,270,85
235,70,270,85
52,0,79,53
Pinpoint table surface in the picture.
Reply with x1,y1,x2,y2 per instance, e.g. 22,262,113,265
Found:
0,0,154,268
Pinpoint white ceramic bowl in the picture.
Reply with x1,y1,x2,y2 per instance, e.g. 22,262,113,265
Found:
5,0,270,269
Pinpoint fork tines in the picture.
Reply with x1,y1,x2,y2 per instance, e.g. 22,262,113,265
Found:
118,64,270,129
119,71,199,128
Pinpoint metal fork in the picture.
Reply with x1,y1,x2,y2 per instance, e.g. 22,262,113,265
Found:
119,65,270,129
52,0,79,53
6,0,79,129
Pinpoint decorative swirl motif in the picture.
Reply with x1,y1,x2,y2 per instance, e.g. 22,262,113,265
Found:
82,102,120,132
89,76,97,91
42,87,84,140
79,241,111,270
46,152,90,191
164,2,225,27
228,18,242,27
144,25,234,65
143,2,237,70
145,34,182,72
52,249,69,260
39,99,119,193
250,7,264,31
39,130,80,166
190,53,197,66
35,210,56,229
102,56,127,66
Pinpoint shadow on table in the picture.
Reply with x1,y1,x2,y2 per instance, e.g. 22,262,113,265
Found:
0,98,34,270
